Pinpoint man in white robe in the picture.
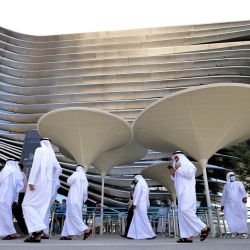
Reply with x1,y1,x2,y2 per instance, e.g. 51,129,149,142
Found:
170,151,209,243
127,175,156,240
60,165,92,240
221,172,248,239
0,159,24,240
22,138,62,243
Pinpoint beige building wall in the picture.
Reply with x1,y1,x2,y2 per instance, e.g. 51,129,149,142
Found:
1,20,250,204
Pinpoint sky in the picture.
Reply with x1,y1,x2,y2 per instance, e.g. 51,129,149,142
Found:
0,0,250,36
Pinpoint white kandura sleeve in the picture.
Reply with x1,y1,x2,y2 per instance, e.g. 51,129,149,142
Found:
133,183,142,206
28,148,42,185
53,157,62,178
83,180,88,203
177,164,196,178
239,182,247,198
67,173,77,186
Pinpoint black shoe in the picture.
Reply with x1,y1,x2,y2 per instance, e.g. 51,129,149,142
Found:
177,238,193,243
83,229,92,240
2,235,17,240
24,237,41,243
146,236,156,240
120,234,127,238
41,235,49,239
60,237,72,240
200,227,211,241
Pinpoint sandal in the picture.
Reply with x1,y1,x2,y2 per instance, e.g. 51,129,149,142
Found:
24,231,43,243
200,227,211,241
146,236,156,240
41,235,49,239
177,238,193,243
32,231,43,237
2,235,17,240
83,229,92,240
60,236,72,240
24,237,41,243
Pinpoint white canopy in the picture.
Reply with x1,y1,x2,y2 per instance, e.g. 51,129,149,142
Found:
38,107,132,171
134,83,250,237
93,138,147,177
133,83,250,163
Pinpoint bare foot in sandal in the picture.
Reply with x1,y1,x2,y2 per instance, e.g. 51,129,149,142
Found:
200,227,210,241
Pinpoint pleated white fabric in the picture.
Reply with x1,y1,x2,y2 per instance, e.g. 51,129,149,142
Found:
43,178,60,235
61,166,89,236
22,140,62,233
0,160,24,237
127,175,156,239
172,153,206,238
221,172,248,234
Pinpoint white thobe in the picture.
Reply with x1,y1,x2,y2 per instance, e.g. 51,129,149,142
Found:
0,175,20,236
157,207,167,233
61,172,89,236
174,163,206,238
221,181,248,233
43,179,60,235
0,161,23,237
22,146,62,233
127,177,156,239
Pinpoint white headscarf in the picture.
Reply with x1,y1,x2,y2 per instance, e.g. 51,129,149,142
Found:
172,152,196,171
226,172,235,181
134,175,149,192
76,165,89,187
226,172,234,182
134,175,150,208
40,139,58,182
0,160,23,192
226,171,236,185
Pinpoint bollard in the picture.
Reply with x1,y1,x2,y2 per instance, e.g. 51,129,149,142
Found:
92,212,96,236
49,208,55,237
167,209,171,237
205,211,209,227
172,206,178,238
215,207,222,237
121,214,125,235
222,214,228,236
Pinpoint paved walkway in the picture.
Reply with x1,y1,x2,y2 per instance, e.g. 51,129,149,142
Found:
0,235,249,250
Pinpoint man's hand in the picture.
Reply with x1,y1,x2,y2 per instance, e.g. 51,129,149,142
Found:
221,206,224,211
29,184,35,191
175,162,181,170
133,205,136,209
242,197,247,204
169,168,176,177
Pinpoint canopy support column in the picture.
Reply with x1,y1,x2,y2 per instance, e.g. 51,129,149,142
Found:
199,159,215,237
100,175,105,235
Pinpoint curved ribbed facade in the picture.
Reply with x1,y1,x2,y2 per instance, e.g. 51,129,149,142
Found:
1,20,250,206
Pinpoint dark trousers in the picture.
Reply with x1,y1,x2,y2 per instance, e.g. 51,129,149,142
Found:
12,193,28,234
124,206,134,237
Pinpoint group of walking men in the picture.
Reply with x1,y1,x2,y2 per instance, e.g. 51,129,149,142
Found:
0,138,248,243
0,138,91,243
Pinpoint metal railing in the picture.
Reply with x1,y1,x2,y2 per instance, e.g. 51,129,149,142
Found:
48,204,250,237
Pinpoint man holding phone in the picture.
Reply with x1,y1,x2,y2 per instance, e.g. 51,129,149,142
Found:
169,151,210,243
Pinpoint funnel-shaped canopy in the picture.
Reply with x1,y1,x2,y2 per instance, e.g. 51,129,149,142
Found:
142,161,202,201
93,138,148,177
134,83,250,162
38,108,132,170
